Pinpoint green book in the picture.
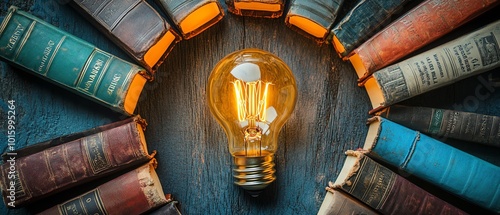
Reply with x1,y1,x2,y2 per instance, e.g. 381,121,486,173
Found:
0,6,148,115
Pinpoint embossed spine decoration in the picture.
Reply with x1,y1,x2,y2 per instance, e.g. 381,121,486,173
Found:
155,0,224,39
39,160,168,215
331,150,467,215
0,6,148,115
376,105,500,147
329,0,413,58
364,20,500,114
66,0,182,73
226,0,286,18
349,0,499,81
364,116,500,213
285,0,344,43
0,116,154,207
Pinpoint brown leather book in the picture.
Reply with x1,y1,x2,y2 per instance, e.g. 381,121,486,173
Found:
0,116,155,208
226,0,286,18
39,160,168,215
331,150,467,215
349,0,499,82
155,0,224,39
63,0,182,75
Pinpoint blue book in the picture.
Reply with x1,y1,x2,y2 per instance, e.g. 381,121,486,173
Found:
363,116,500,213
330,0,413,58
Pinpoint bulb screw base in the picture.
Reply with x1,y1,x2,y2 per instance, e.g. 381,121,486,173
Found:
232,153,276,196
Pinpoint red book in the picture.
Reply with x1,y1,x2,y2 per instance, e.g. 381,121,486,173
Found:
349,0,499,82
39,160,168,215
0,116,155,207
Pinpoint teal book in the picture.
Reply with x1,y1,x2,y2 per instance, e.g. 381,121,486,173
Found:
329,0,413,58
363,116,500,213
0,6,148,115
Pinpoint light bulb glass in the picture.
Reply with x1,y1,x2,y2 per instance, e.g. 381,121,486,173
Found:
207,48,297,194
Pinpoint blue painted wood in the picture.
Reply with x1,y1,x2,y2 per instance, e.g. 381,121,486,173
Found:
0,0,499,214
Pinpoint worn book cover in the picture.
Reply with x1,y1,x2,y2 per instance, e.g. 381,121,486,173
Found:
0,6,148,115
349,0,499,81
64,0,182,74
226,0,286,18
0,116,155,207
155,0,224,39
376,105,500,147
38,160,168,215
363,116,500,213
363,19,500,114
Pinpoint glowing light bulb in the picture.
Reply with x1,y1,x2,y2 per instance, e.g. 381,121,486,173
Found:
207,48,297,195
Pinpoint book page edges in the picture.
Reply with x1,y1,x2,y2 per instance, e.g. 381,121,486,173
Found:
179,2,222,36
333,151,361,187
332,35,346,58
138,160,168,208
234,2,281,12
317,191,335,215
143,30,177,69
363,116,382,151
364,77,386,111
287,16,327,39
124,73,147,115
349,53,367,78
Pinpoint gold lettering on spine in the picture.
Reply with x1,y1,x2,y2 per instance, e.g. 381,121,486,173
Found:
84,58,104,92
107,73,121,95
6,23,24,51
38,40,55,73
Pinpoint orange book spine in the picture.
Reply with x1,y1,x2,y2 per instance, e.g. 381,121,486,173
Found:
349,0,499,81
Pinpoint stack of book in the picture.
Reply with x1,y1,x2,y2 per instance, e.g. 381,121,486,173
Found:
313,0,500,214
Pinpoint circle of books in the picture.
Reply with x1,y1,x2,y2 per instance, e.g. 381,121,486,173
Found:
0,1,499,215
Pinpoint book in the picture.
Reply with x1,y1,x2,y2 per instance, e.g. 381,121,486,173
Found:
363,19,500,114
63,0,182,73
349,0,499,81
317,188,378,215
0,6,148,115
285,0,344,43
329,0,413,58
38,160,168,215
155,0,224,40
363,116,500,213
148,198,182,215
330,150,467,215
375,105,500,147
0,116,155,207
226,0,286,18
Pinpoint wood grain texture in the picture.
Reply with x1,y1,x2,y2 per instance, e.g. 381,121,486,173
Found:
0,0,499,214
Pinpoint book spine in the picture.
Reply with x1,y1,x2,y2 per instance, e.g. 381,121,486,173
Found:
318,188,378,215
334,151,467,215
366,117,500,212
371,20,500,108
68,0,181,73
0,6,147,115
225,0,286,18
0,116,152,207
350,0,499,81
330,0,412,57
155,0,224,39
39,161,168,215
285,0,344,42
379,105,500,147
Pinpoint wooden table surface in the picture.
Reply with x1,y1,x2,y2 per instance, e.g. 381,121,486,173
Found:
1,1,499,214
